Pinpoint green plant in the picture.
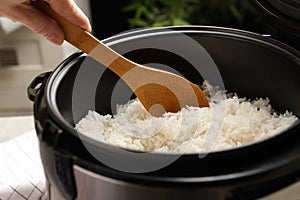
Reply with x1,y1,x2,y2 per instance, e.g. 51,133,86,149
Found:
123,0,263,32
190,0,262,31
123,0,198,28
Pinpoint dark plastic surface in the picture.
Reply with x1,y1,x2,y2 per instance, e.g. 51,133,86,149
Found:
249,0,300,50
265,0,300,20
27,72,51,101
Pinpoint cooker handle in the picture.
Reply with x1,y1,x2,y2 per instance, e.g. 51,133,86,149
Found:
27,72,52,101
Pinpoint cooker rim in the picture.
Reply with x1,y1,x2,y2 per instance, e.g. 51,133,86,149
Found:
45,25,300,156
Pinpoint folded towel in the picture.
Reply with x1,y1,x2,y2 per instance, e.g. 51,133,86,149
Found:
0,130,47,200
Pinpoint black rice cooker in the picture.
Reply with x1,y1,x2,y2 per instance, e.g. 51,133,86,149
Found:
27,3,300,200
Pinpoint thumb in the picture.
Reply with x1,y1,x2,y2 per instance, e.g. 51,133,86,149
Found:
46,0,92,32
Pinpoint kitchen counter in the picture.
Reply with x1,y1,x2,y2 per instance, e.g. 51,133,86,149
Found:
0,115,34,142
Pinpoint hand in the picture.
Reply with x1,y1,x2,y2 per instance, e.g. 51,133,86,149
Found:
0,0,91,45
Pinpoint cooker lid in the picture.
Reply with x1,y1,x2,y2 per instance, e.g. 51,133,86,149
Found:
249,0,300,49
267,0,299,20
250,0,300,21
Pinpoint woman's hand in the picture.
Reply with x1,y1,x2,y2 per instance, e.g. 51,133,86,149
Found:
0,0,91,45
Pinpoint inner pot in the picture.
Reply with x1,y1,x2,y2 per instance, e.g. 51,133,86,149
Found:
34,26,300,200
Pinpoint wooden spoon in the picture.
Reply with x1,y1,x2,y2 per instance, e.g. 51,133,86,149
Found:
33,1,209,116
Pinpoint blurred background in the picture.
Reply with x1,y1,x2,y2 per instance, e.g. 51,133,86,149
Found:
0,0,264,117
90,0,264,39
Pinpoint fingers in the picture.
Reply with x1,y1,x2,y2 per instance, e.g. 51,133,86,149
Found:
0,0,91,45
46,0,91,32
3,3,64,45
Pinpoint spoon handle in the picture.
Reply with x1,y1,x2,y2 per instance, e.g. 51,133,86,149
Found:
32,0,134,75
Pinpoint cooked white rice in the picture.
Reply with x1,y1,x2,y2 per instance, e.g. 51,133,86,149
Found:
75,82,298,153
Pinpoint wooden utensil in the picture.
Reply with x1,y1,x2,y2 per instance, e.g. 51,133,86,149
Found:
33,1,209,116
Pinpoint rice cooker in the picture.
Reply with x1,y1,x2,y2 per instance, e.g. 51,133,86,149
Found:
27,1,300,200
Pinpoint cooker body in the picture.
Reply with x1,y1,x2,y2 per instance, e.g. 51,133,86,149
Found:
28,26,300,200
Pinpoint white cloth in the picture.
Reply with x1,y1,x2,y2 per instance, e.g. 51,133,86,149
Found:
0,130,48,200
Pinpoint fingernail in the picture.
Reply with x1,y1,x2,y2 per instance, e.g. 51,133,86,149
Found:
83,23,92,32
